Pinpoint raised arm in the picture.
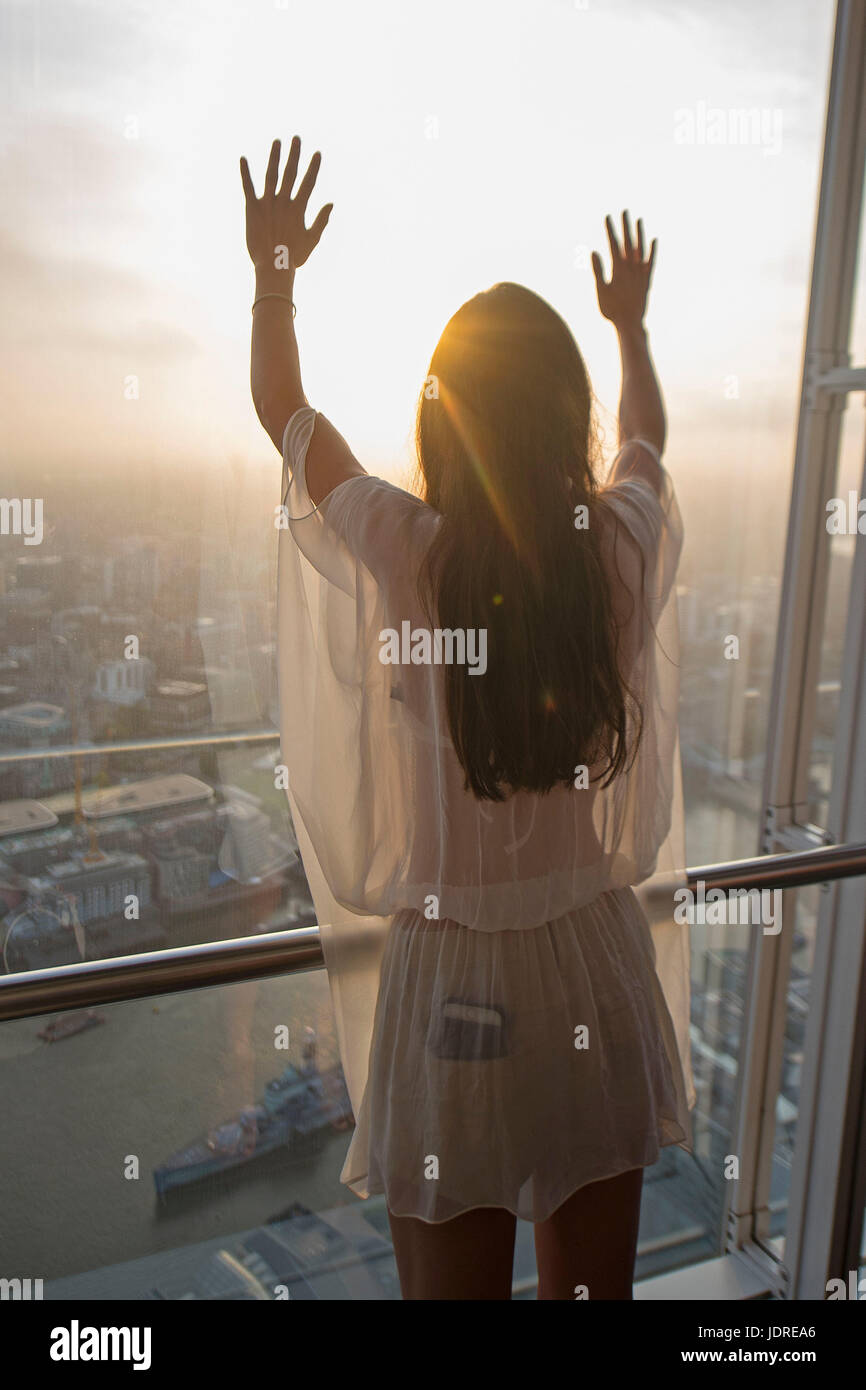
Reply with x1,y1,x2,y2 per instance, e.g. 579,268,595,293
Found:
592,212,666,493
240,136,366,504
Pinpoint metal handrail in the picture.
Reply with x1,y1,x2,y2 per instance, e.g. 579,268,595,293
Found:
0,728,280,764
0,840,864,1023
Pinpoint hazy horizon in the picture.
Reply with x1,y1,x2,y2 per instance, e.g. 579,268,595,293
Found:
1,0,862,591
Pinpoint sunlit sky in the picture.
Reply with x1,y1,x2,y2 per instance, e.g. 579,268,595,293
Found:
1,0,861,550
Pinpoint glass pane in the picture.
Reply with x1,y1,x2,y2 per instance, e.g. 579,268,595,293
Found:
0,0,836,1289
806,175,866,828
659,0,836,1271
1,976,407,1299
762,884,820,1241
0,738,315,970
766,885,866,1274
0,977,758,1298
806,409,864,828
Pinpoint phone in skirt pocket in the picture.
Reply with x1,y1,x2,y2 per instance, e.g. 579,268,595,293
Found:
427,997,510,1061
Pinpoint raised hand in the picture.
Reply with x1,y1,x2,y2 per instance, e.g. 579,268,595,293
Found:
240,136,333,272
591,212,657,330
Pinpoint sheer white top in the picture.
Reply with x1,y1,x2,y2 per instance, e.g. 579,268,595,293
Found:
276,406,694,1125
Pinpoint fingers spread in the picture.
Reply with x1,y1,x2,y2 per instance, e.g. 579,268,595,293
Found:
279,135,301,198
636,217,645,260
622,210,633,258
296,150,322,209
605,215,621,263
591,250,607,285
309,202,333,248
264,139,281,196
239,156,256,201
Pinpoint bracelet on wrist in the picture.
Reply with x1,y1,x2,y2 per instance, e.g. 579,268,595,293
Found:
252,293,296,316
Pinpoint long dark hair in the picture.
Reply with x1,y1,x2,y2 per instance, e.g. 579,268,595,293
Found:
413,282,643,802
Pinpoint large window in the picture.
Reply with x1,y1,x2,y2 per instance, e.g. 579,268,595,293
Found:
0,0,843,1294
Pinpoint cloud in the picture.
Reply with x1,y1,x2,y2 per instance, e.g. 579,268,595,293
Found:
0,0,175,101
20,317,201,363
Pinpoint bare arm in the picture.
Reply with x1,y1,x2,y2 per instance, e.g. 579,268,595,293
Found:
249,258,304,448
616,322,665,456
241,137,366,505
592,212,666,492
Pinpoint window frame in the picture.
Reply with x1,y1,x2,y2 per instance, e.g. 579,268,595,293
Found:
718,0,866,1301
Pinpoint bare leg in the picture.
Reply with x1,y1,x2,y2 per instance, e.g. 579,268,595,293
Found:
387,1205,517,1300
533,1166,644,1300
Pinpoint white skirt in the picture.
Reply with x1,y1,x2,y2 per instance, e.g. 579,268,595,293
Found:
340,886,691,1224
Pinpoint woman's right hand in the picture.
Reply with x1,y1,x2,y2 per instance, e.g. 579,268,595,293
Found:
240,136,333,273
592,212,657,330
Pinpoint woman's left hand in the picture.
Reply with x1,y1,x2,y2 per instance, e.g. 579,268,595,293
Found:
240,136,333,272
